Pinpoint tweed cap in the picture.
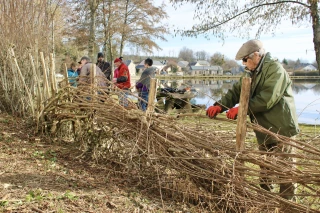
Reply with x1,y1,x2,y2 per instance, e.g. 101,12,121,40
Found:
78,56,90,64
235,39,263,60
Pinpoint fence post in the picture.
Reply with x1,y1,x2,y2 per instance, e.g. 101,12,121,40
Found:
236,77,251,151
49,53,57,95
40,52,50,100
146,78,157,113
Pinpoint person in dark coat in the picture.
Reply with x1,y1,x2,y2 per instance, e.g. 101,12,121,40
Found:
136,58,156,111
96,52,111,80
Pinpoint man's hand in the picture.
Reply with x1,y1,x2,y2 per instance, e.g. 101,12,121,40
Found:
226,107,238,120
112,78,117,83
206,106,222,118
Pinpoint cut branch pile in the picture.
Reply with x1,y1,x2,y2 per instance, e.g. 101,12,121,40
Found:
42,84,320,213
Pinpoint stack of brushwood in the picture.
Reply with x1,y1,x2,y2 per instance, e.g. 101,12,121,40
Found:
42,84,320,213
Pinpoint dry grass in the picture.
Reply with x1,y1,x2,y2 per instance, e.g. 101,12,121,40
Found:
37,84,320,213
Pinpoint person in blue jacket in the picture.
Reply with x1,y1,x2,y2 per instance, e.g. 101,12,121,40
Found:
67,62,78,87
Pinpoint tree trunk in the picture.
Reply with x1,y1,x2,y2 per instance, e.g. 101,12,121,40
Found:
105,0,114,77
88,0,97,61
309,0,320,74
119,0,129,57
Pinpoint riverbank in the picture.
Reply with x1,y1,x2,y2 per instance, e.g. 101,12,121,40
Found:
155,75,320,80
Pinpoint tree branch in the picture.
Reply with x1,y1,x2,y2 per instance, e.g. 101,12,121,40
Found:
188,1,310,33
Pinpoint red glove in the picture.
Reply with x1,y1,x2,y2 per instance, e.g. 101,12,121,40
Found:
226,107,238,120
206,105,222,118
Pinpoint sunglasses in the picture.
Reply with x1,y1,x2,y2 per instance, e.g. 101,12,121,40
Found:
242,56,249,62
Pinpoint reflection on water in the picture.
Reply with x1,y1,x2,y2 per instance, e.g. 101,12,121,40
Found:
159,78,320,125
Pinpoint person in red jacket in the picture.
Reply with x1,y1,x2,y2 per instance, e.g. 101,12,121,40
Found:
112,57,131,107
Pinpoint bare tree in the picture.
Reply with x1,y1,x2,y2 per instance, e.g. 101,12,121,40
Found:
118,0,169,56
178,47,194,62
210,52,225,66
222,59,238,71
172,0,320,74
194,50,209,60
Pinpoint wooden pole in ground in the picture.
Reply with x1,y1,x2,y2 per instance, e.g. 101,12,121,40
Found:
49,53,57,95
91,63,97,100
236,77,251,151
40,52,50,100
146,78,157,113
10,48,35,117
29,53,42,108
29,53,42,130
63,63,70,100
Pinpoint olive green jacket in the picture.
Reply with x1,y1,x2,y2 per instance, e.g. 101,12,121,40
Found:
217,53,299,139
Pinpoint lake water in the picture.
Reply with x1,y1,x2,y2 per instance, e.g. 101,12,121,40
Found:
155,78,320,125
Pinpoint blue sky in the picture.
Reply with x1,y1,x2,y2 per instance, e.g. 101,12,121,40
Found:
149,0,316,63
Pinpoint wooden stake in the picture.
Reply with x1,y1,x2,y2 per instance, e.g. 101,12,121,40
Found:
146,78,157,113
29,54,42,109
40,52,50,100
91,63,97,100
10,48,35,117
49,53,57,94
64,63,70,101
236,77,251,151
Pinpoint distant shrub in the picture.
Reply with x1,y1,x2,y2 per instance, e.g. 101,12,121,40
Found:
293,70,319,76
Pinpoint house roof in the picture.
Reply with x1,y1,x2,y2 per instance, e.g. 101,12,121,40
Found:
136,60,164,67
153,60,164,66
136,64,144,69
190,66,222,71
195,60,210,66
302,65,317,71
178,61,189,68
124,60,133,66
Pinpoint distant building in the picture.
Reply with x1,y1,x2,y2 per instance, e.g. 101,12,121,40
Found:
124,60,136,77
177,61,189,69
231,66,245,75
135,60,165,75
190,65,223,76
301,64,317,71
190,60,210,67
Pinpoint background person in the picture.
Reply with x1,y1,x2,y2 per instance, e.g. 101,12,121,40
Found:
206,39,299,201
112,57,131,107
78,56,106,87
67,62,78,87
136,58,156,111
96,52,111,80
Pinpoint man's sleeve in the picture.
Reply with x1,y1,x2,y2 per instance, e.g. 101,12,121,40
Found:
117,66,128,83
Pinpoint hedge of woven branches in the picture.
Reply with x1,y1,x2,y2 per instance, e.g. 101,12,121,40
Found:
41,84,320,212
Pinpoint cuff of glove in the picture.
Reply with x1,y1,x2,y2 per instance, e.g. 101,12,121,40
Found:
213,102,227,112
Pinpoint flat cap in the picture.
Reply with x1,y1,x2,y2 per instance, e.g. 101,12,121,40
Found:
235,39,263,60
78,56,90,64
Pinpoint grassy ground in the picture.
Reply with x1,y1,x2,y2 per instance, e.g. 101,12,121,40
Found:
0,112,318,213
0,113,192,213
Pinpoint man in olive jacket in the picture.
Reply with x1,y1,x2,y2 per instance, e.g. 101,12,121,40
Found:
206,39,299,200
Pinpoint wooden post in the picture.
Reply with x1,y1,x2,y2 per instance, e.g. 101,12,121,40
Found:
91,63,97,95
40,52,50,100
10,48,35,117
29,53,42,107
49,53,57,94
235,77,251,151
146,78,157,113
63,63,69,87
64,63,70,101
